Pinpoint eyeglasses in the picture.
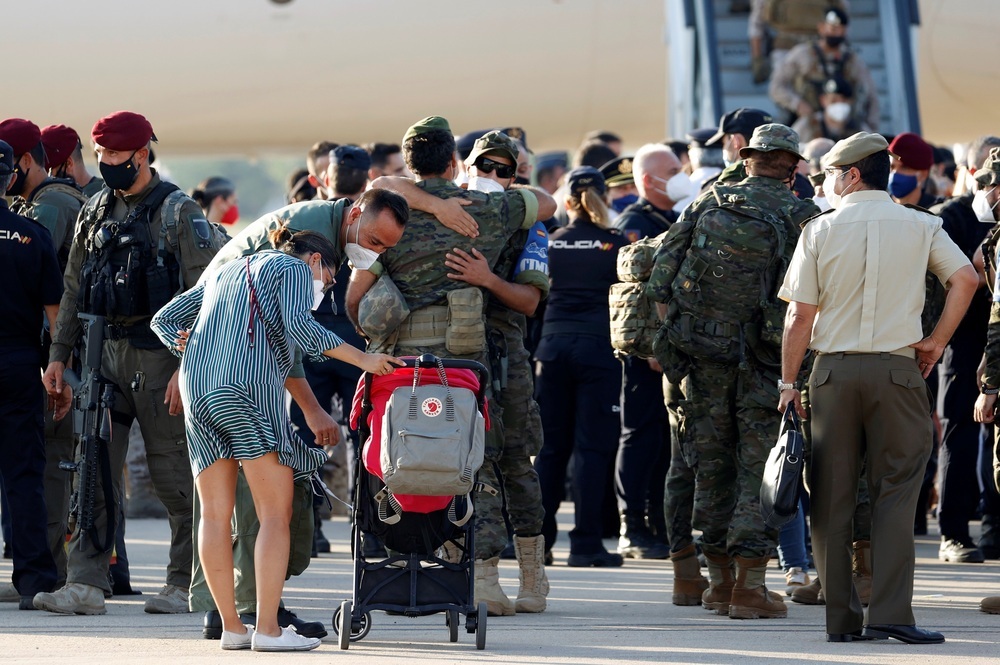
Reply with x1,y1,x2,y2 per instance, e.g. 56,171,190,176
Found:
321,265,335,293
474,156,516,179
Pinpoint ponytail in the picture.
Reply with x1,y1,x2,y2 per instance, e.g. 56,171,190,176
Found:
567,187,611,228
269,227,340,270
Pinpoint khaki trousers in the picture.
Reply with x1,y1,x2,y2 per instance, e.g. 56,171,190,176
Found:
809,353,932,634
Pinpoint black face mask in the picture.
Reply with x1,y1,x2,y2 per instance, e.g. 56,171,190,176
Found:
100,151,139,191
824,35,845,48
51,163,69,180
513,176,531,187
6,162,27,196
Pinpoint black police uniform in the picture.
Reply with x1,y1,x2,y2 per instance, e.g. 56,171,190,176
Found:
533,217,627,560
614,199,677,555
930,194,996,549
0,200,62,602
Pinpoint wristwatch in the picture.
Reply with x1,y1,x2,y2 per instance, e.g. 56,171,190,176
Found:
982,384,1000,396
777,380,799,392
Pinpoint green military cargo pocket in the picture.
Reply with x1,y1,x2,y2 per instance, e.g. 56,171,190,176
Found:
446,287,486,355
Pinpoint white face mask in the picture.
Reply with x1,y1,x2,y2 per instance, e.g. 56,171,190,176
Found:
344,218,381,270
468,174,506,194
825,102,851,124
651,172,694,203
822,170,851,208
973,187,999,223
312,279,326,310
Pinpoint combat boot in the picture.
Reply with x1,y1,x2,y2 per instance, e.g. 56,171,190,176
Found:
513,535,549,613
728,555,787,620
852,540,872,607
790,577,825,605
0,582,19,603
979,515,1000,559
33,583,106,615
701,552,736,615
617,511,670,559
670,544,709,606
981,596,1000,614
474,556,515,617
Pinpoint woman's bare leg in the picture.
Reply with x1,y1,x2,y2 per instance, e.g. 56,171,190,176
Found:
194,459,244,634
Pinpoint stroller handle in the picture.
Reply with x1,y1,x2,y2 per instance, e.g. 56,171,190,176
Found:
362,354,490,414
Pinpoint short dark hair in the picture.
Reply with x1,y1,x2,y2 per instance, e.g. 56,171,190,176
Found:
745,150,799,180
286,168,316,204
357,187,408,227
190,176,236,211
306,140,338,176
402,129,455,177
846,149,890,191
332,165,368,198
27,142,47,170
575,141,617,169
365,142,402,171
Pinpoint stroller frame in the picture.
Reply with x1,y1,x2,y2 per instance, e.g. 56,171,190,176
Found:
333,354,490,650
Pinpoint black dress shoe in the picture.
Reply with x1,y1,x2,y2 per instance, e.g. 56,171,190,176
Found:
203,610,223,640
827,630,882,642
863,624,945,644
567,550,624,567
240,607,329,639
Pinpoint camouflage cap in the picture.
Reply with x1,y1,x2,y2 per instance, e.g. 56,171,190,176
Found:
821,132,890,169
738,123,805,161
464,130,520,167
358,273,410,345
402,116,451,143
974,147,1000,188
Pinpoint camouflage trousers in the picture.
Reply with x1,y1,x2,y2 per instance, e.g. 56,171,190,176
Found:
663,376,697,552
676,361,779,559
394,343,506,560
495,338,544,536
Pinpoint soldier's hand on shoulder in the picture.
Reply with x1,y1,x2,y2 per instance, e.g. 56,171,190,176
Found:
432,196,478,238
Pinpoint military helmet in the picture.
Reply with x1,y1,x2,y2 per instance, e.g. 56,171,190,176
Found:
738,123,805,162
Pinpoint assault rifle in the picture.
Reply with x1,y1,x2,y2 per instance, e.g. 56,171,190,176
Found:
60,313,117,554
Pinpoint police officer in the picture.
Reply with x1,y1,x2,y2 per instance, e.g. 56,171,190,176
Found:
534,166,628,568
0,140,63,610
35,111,222,615
41,124,105,198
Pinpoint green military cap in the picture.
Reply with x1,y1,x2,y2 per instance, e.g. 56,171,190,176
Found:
738,123,805,161
821,132,891,169
358,274,410,345
402,116,451,143
599,156,635,188
464,130,520,167
974,147,1000,187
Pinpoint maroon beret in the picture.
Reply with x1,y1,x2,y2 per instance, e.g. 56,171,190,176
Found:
0,118,42,158
91,111,156,152
888,132,933,171
41,124,82,170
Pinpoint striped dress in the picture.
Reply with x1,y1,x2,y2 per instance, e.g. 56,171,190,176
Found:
151,250,344,479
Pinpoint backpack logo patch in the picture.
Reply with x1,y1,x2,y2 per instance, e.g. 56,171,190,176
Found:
421,397,443,417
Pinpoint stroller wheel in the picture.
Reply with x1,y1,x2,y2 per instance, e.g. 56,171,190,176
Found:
475,602,487,650
446,610,459,642
337,601,352,650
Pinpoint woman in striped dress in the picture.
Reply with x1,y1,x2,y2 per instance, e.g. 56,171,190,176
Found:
152,228,400,652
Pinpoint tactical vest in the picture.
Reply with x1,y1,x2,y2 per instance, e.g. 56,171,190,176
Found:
663,184,789,366
14,178,89,267
763,0,847,50
77,182,183,320
609,236,662,359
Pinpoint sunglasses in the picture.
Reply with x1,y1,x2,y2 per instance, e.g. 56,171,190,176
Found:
474,156,516,179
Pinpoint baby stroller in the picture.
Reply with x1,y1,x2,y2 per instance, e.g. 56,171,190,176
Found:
333,354,491,650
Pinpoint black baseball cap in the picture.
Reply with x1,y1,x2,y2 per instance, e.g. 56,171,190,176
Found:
331,144,372,171
0,139,13,175
709,108,774,145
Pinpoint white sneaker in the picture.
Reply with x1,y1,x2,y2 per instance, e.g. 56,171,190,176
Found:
785,567,810,596
221,624,255,650
251,626,321,652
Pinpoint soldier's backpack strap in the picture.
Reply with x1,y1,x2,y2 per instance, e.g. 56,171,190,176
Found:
34,178,90,206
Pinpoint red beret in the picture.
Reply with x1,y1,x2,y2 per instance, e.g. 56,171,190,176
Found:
41,124,82,170
0,118,42,158
888,132,933,171
91,111,156,152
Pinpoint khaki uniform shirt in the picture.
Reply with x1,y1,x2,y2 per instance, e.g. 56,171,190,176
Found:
778,190,970,356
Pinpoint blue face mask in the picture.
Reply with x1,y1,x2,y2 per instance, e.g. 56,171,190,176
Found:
610,193,638,213
888,172,919,199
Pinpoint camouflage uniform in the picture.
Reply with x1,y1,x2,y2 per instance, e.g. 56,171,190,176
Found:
975,149,1000,491
11,178,87,586
647,128,818,561
376,176,537,559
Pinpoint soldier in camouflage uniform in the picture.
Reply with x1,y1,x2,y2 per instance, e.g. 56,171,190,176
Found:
0,119,88,591
41,124,105,198
648,124,819,620
347,117,556,617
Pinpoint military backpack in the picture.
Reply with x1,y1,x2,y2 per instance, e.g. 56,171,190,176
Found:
609,235,663,359
662,183,789,366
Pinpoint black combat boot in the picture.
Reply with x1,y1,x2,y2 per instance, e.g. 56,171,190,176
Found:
617,510,670,559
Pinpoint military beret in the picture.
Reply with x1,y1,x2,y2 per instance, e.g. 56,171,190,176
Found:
887,132,933,171
40,124,82,170
824,7,849,26
738,123,805,161
92,111,156,151
709,108,774,145
332,144,372,171
974,147,1000,188
0,140,14,175
687,127,722,148
567,166,606,197
465,131,519,168
497,127,528,153
456,128,492,161
821,132,890,169
585,130,622,145
402,116,451,143
0,118,42,158
599,156,635,188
